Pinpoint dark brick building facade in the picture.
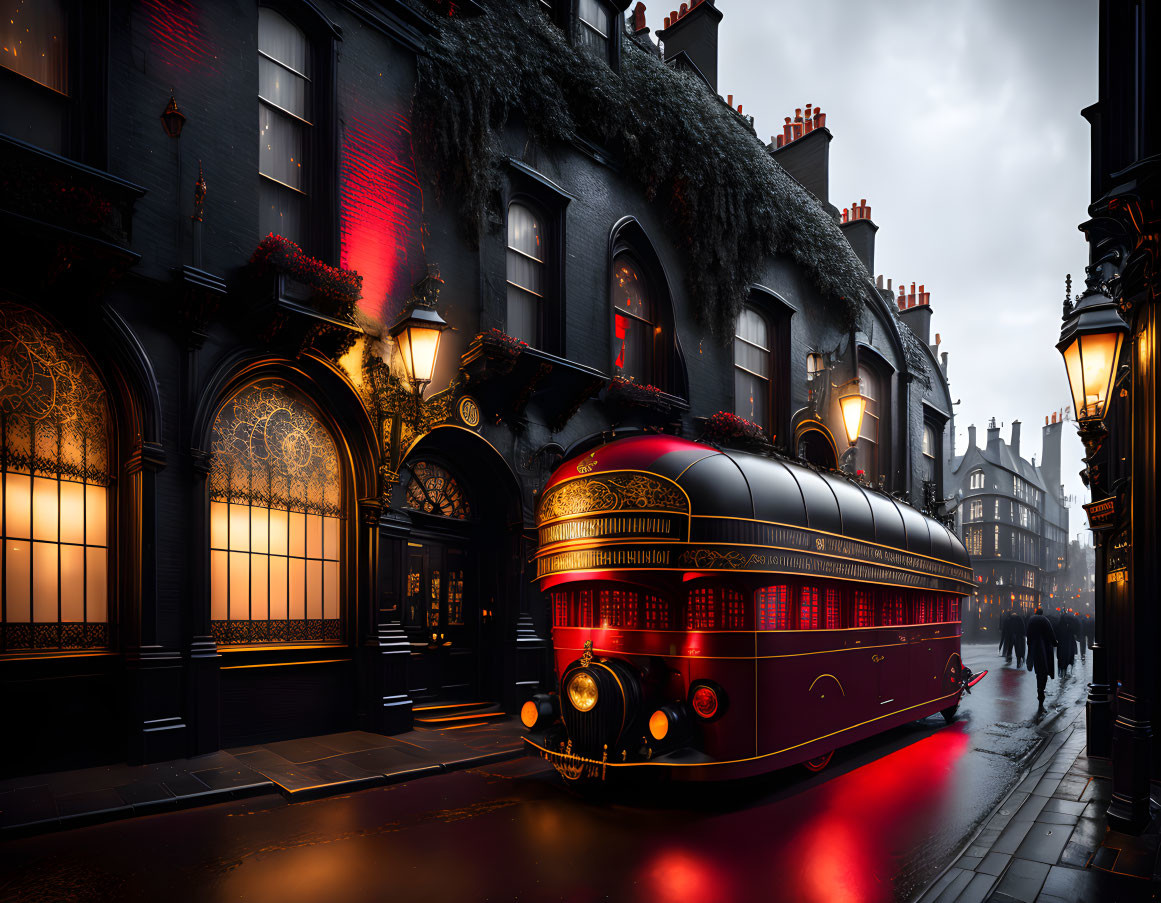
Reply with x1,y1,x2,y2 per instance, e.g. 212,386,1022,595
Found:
0,0,954,775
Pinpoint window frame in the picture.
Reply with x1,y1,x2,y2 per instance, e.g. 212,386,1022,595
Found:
257,1,340,262
0,0,108,165
736,288,793,442
572,0,619,70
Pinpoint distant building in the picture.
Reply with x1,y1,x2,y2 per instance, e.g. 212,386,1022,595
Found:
949,416,1069,636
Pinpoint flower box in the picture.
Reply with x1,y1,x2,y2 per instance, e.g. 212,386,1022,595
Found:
699,411,772,453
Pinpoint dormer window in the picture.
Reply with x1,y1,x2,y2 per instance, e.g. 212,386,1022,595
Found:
577,0,610,57
969,469,985,490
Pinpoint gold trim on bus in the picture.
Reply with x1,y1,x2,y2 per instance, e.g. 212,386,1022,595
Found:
525,688,961,769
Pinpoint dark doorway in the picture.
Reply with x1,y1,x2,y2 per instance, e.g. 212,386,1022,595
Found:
404,538,479,701
798,427,839,470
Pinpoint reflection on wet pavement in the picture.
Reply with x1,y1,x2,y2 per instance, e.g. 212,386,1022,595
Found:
0,644,1090,903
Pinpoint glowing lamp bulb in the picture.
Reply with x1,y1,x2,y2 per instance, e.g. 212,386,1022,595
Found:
648,709,670,741
567,671,598,712
520,699,539,729
838,384,869,447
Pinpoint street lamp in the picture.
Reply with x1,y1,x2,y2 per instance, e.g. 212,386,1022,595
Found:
837,379,869,447
1057,270,1128,426
390,265,448,400
160,92,186,139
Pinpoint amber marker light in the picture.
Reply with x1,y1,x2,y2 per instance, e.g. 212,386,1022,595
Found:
649,708,669,741
567,671,598,712
521,700,539,729
690,685,719,719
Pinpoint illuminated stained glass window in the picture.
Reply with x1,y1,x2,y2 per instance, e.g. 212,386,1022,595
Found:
825,587,839,630
209,382,343,645
799,585,820,629
854,590,872,627
1,302,110,651
404,462,471,519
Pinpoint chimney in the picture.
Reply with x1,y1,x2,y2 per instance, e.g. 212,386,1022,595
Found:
839,197,874,270
769,102,831,204
968,424,977,449
898,283,933,344
986,418,1001,452
657,0,723,92
1010,420,1022,459
1041,417,1062,498
631,2,649,36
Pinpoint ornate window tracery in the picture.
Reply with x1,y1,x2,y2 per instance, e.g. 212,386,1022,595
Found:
404,462,471,519
209,381,343,644
1,301,111,651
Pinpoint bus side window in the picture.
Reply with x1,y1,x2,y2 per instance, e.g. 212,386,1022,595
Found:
644,593,670,630
800,585,820,629
757,585,790,629
578,589,594,627
687,587,716,630
552,591,569,627
854,590,872,627
825,587,839,630
936,597,947,622
722,588,747,629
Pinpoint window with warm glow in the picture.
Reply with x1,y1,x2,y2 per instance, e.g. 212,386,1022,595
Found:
612,255,655,384
799,585,820,629
1,302,110,651
734,307,770,430
258,7,311,243
0,0,68,153
757,585,790,629
404,462,471,519
966,527,983,557
921,423,937,482
855,364,880,479
506,202,544,346
969,470,985,490
209,382,342,644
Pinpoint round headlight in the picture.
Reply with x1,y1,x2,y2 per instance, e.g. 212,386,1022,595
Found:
690,685,719,719
648,708,669,740
567,671,598,712
520,699,539,729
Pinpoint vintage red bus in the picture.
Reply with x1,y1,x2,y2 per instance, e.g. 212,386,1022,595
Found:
521,434,980,781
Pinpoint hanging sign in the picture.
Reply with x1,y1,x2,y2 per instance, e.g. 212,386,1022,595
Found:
1083,496,1116,531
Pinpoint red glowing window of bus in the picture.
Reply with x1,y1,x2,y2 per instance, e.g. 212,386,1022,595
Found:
825,587,839,630
599,588,639,628
936,597,947,622
551,592,569,627
644,594,671,630
854,590,872,627
950,598,959,622
757,585,790,629
577,590,594,627
893,596,905,626
799,586,820,630
687,587,716,630
721,588,746,629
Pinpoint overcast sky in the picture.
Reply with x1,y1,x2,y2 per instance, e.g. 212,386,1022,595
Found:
707,0,1096,541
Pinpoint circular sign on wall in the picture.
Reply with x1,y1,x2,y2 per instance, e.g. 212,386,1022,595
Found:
457,395,481,429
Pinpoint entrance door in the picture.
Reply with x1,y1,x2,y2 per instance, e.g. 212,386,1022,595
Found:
405,540,478,701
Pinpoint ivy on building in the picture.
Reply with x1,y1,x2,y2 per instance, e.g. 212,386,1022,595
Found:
413,0,934,380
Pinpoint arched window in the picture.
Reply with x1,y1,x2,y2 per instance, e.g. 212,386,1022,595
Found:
404,462,471,519
855,363,880,479
259,7,311,243
209,382,343,645
612,254,655,384
1,302,111,651
506,202,545,346
921,423,936,481
734,307,770,430
969,469,985,490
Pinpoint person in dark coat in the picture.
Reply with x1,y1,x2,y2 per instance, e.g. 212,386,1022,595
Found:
1062,610,1083,672
1081,614,1094,662
999,611,1017,664
1057,610,1079,676
1013,611,1027,668
1026,607,1058,705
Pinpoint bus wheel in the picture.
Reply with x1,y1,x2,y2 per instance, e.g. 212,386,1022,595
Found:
803,750,833,773
941,704,960,724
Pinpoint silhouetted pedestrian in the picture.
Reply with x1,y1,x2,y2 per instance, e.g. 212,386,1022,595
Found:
999,611,1017,664
1013,611,1026,668
1081,614,1094,661
1026,607,1058,706
1061,610,1082,674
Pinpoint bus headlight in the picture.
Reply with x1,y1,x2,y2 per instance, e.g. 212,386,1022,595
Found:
648,708,670,740
567,671,598,712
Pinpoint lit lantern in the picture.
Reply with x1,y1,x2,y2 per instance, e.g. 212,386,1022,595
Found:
160,93,186,139
838,380,870,447
1057,279,1128,423
390,266,448,398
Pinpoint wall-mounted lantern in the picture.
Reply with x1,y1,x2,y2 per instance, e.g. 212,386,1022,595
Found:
390,265,449,400
160,93,186,139
1057,270,1127,425
837,379,869,448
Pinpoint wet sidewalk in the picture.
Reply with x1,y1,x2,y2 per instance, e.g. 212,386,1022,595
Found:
915,707,1161,903
0,719,525,838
